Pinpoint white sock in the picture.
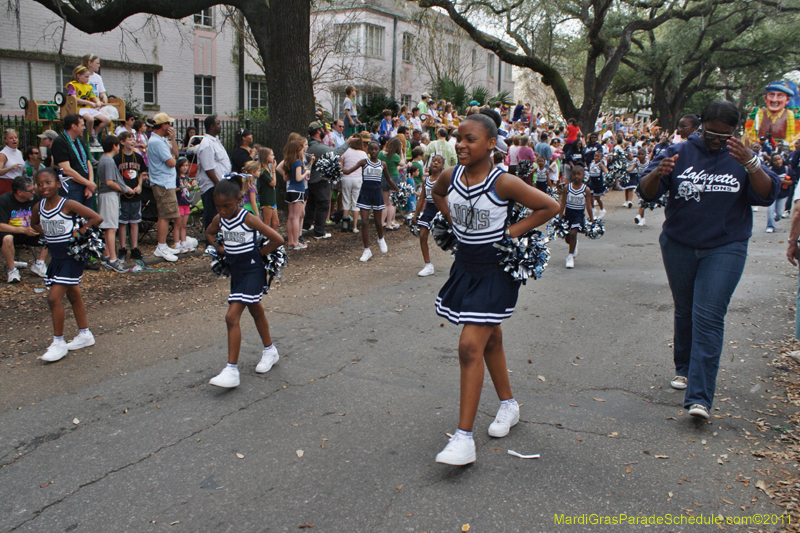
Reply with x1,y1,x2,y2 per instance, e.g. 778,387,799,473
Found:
79,328,90,336
35,260,45,266
425,262,432,267
501,398,518,408
455,428,473,438
226,363,238,370
264,344,274,350
53,335,64,343
158,243,168,251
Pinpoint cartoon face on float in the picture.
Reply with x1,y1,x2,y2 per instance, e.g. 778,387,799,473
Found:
744,81,799,147
765,90,790,114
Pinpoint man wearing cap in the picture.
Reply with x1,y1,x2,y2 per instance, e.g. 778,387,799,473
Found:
196,115,231,234
418,93,430,116
147,112,180,262
37,130,58,168
746,81,800,146
303,121,350,240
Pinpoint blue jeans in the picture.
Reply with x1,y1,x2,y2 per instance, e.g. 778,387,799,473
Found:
660,234,748,409
767,197,788,230
59,183,94,209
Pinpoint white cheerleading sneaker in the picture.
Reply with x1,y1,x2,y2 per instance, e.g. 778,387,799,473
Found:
378,238,388,253
66,330,95,351
360,248,372,262
41,340,68,362
30,261,47,278
435,432,476,465
418,264,434,277
256,345,279,373
566,254,574,269
210,366,240,388
488,402,520,437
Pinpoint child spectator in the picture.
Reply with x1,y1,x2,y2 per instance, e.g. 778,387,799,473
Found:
133,120,148,165
241,161,261,216
257,147,279,231
493,151,507,172
66,66,110,148
379,110,394,138
174,157,196,253
282,139,312,250
114,131,146,261
97,135,131,272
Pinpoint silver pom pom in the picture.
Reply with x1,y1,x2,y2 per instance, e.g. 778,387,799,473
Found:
606,154,628,188
390,182,415,207
407,215,420,236
516,160,532,182
431,213,458,252
205,231,230,277
67,218,105,261
494,231,551,284
639,192,668,211
583,218,605,239
316,152,343,184
546,186,560,201
546,215,570,240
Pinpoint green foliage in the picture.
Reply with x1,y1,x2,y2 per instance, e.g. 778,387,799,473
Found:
357,93,398,128
430,77,469,113
469,86,489,108
489,90,514,107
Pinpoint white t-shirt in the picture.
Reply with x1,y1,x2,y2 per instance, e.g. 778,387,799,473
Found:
343,97,356,124
410,117,422,132
114,126,132,137
508,145,520,166
601,130,614,142
0,146,23,181
340,149,366,179
88,73,106,97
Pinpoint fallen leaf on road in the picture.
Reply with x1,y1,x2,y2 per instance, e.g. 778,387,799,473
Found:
576,437,582,442
296,450,304,458
396,485,403,490
721,499,733,505
668,492,673,498
236,453,244,459
569,404,578,407
538,375,546,382
462,525,470,532
626,466,632,473
655,455,669,459
72,418,80,425
39,481,52,488
608,432,619,438
170,521,180,526
298,523,314,529
490,447,502,450
593,398,605,402
755,480,773,498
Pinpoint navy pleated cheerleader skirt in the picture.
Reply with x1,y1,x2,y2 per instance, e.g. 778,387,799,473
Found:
417,203,438,229
227,250,268,304
435,243,520,326
45,242,84,288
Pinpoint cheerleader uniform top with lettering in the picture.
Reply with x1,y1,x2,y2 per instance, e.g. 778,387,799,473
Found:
356,159,385,211
435,165,520,326
564,183,587,229
221,208,267,304
39,198,83,287
417,174,439,229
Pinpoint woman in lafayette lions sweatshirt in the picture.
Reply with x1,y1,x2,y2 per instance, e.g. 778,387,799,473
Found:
638,100,780,421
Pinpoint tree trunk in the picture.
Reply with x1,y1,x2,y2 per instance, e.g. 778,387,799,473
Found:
240,0,314,159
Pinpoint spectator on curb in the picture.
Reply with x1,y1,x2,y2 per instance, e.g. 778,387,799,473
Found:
52,114,95,208
96,136,131,272
114,115,136,138
23,146,45,175
534,131,553,162
303,121,351,240
330,119,346,148
196,115,232,233
0,129,24,195
37,130,58,168
343,86,361,137
231,128,254,174
82,54,108,105
113,131,146,262
146,112,180,262
0,176,48,282
66,65,110,148
424,128,457,168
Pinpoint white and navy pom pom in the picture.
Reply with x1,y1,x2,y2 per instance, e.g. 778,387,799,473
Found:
316,152,343,185
431,213,458,252
639,192,668,211
67,219,105,261
494,230,550,284
390,182,415,207
516,160,532,182
545,215,570,240
583,218,605,239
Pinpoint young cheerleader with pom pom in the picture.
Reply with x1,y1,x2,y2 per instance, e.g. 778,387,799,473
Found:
31,168,104,362
629,148,650,226
430,114,559,465
205,177,285,388
588,150,608,219
412,154,445,277
560,164,593,269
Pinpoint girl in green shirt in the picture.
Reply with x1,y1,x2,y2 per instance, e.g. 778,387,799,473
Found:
378,137,404,230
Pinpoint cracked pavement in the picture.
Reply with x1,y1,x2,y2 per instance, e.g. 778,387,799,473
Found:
0,196,796,532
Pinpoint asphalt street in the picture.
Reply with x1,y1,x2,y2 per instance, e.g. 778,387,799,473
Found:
1,196,797,533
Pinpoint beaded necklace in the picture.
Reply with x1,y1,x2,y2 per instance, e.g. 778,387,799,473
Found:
63,132,88,174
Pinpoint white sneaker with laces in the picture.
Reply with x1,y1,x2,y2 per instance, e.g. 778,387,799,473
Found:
670,375,688,390
313,233,332,240
256,345,279,373
31,261,47,278
566,254,574,269
766,227,774,233
171,244,185,254
41,340,68,362
688,404,709,420
638,217,646,227
360,248,372,262
210,366,240,388
488,402,520,437
7,268,21,283
435,432,476,465
66,330,95,351
418,263,435,277
598,209,606,219
634,215,641,225
378,238,388,253
154,247,178,262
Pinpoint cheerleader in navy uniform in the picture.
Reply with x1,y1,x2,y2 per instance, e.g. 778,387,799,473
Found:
431,114,559,465
205,178,285,388
343,140,398,262
560,164,593,269
31,168,103,362
588,150,609,219
629,148,650,226
412,154,445,277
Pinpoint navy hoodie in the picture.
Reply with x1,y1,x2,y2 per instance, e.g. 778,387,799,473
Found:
639,134,779,249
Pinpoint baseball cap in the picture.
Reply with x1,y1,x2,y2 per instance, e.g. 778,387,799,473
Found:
150,112,175,126
37,130,58,140
421,92,431,99
308,121,324,135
